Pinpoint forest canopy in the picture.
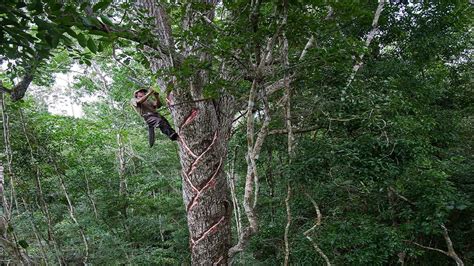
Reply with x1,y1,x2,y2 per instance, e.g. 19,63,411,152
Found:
0,0,473,265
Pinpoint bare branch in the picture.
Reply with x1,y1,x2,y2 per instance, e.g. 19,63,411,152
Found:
264,76,294,95
411,241,449,256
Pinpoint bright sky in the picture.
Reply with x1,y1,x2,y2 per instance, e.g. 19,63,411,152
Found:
28,64,98,118
1,61,95,118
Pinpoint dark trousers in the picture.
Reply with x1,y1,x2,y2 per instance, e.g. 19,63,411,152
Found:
143,113,177,147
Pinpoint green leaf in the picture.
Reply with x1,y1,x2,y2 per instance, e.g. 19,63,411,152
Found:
18,240,29,249
97,42,104,52
64,27,77,38
77,33,87,48
93,0,113,12
15,2,26,8
34,17,50,30
80,2,88,11
50,3,62,13
81,17,93,27
48,30,60,48
87,38,97,53
27,1,43,14
89,17,103,27
100,15,114,27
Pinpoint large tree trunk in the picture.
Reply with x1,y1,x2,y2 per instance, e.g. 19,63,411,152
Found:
138,1,234,264
171,93,233,264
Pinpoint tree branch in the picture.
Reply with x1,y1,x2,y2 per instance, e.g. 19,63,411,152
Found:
344,0,385,90
410,225,465,266
390,188,465,266
441,224,464,266
411,241,449,256
1,73,34,101
303,192,332,266
284,183,292,266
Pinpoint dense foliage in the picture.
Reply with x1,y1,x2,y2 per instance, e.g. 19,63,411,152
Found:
1,1,472,264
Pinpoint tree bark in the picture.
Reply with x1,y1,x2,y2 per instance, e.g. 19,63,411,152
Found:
138,1,233,264
174,96,233,265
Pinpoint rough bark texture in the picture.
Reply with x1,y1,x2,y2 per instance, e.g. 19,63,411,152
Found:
138,1,234,264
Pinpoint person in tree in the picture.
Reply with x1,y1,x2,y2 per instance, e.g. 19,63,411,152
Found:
131,88,178,147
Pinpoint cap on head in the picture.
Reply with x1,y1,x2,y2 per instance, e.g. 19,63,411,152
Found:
134,88,148,97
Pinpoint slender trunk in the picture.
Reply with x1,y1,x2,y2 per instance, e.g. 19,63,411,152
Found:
0,164,31,264
84,174,98,220
21,198,49,265
0,95,30,264
58,175,89,264
304,192,332,266
244,80,260,233
0,163,9,238
117,133,127,195
1,94,18,212
227,147,242,240
19,110,63,264
284,184,292,266
282,0,294,158
265,150,275,223
282,3,294,263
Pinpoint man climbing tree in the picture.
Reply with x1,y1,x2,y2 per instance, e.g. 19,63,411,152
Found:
131,88,178,146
